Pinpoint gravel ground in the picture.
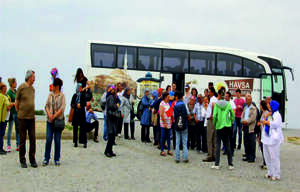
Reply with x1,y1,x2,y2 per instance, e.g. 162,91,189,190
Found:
0,121,300,192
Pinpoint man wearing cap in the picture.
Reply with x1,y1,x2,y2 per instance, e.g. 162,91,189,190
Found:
183,84,191,105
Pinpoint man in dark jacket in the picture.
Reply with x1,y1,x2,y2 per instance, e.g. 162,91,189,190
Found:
173,91,189,163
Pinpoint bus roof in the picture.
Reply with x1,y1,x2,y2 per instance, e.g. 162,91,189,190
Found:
88,40,282,64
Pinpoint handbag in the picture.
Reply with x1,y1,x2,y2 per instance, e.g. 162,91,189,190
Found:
84,88,93,102
51,95,65,131
68,108,74,122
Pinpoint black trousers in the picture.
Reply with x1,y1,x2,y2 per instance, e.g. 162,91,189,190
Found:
243,126,256,161
86,120,99,138
141,125,150,142
18,118,36,163
196,121,207,152
117,115,123,135
124,122,135,139
73,122,87,145
224,124,235,155
105,133,115,154
172,123,176,150
215,127,233,166
188,124,196,150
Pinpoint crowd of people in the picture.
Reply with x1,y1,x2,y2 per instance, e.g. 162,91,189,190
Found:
0,68,284,181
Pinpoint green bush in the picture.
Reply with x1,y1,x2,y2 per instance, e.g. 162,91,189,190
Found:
65,124,73,131
35,110,45,116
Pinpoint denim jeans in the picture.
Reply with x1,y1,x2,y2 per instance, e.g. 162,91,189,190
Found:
103,115,108,140
7,114,19,147
0,121,8,150
233,117,242,148
161,127,171,151
175,129,188,161
44,121,62,162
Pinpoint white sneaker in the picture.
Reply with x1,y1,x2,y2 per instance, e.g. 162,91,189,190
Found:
228,166,234,170
211,165,220,170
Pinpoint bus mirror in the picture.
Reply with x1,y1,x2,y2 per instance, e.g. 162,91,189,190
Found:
282,66,294,81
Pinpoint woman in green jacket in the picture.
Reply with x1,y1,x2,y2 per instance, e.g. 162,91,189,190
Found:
212,89,235,170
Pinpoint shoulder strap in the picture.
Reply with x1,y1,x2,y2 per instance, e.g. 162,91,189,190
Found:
52,94,55,115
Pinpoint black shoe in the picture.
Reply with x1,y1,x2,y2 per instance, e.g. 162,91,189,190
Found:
248,159,255,163
74,143,78,148
83,144,87,148
243,154,246,157
242,158,249,162
42,160,49,166
30,161,38,168
20,162,28,168
131,137,136,140
55,161,61,166
104,152,112,158
111,153,116,157
203,157,214,162
0,149,7,155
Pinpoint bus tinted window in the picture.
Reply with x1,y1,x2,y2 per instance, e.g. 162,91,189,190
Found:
117,46,137,69
244,59,266,77
217,54,242,76
138,48,161,71
163,50,188,73
190,52,215,74
92,44,116,68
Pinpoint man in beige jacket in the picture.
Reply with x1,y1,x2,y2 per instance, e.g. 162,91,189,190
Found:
241,94,257,163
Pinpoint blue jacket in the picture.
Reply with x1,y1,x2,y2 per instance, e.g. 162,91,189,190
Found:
141,96,151,126
173,100,188,131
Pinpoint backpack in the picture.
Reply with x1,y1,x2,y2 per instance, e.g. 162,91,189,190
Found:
136,100,144,120
174,104,186,131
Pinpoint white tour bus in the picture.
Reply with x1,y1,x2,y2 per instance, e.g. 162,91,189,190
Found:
86,41,294,125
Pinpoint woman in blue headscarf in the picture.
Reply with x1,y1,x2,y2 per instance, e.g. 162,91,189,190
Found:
261,100,284,181
71,83,87,148
141,89,152,143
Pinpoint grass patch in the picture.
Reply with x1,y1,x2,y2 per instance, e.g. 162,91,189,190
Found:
287,137,300,145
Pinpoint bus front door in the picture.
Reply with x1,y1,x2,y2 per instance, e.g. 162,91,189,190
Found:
173,73,185,93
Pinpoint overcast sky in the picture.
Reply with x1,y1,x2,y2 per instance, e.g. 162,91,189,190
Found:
1,0,299,128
